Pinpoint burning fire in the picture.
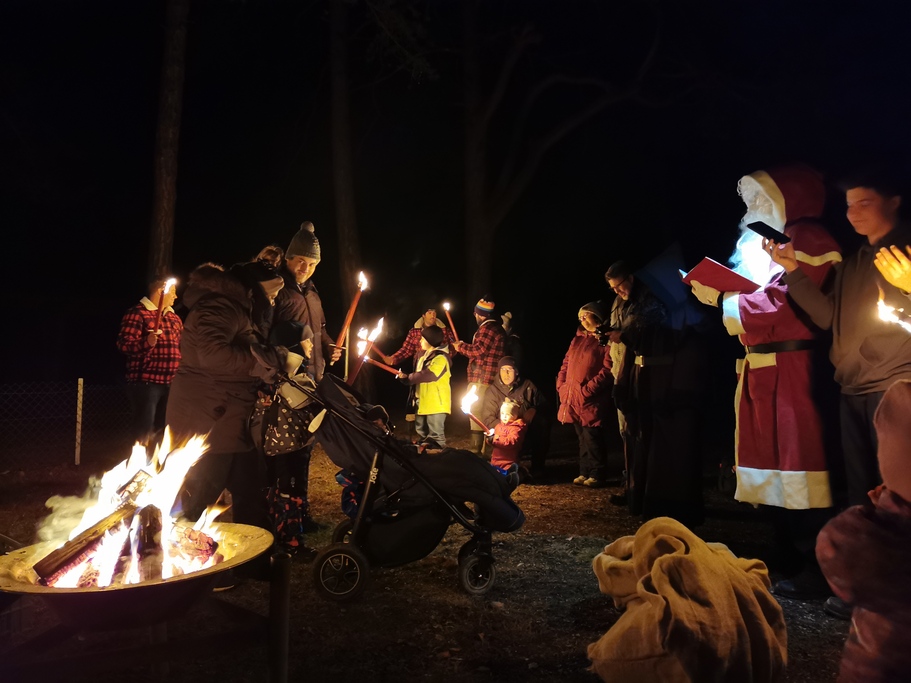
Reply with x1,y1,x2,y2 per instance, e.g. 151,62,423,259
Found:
355,327,369,357
461,386,479,415
877,290,911,333
357,271,368,291
35,431,229,589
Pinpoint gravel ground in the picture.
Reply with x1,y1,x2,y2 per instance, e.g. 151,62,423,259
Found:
0,419,849,682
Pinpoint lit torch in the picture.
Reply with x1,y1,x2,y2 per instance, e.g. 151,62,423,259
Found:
443,302,459,342
877,287,911,334
363,357,402,376
153,278,177,332
460,385,491,432
348,317,384,383
332,271,368,364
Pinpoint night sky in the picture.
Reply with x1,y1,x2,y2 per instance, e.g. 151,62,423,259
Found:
3,0,911,408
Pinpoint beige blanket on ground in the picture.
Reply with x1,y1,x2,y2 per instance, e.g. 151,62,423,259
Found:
587,517,787,683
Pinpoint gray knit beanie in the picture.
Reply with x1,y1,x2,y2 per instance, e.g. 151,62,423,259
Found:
286,222,321,260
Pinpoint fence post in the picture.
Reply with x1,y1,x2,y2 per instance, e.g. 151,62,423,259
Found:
75,378,84,466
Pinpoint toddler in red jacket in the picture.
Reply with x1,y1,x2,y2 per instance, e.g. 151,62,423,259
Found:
488,399,528,472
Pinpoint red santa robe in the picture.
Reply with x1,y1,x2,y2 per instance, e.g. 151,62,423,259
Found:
720,165,842,509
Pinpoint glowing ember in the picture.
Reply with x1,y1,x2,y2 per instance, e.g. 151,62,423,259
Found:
35,430,230,588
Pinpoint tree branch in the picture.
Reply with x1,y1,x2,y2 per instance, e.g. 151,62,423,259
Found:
481,24,539,132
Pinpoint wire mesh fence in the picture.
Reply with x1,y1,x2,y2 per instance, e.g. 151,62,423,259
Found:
0,381,134,472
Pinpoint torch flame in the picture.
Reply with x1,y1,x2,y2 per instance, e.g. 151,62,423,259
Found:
163,277,177,295
461,385,479,414
356,340,367,356
358,271,368,291
443,302,450,311
368,317,384,342
877,288,911,333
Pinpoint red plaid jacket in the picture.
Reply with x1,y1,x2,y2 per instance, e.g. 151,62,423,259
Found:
457,319,506,384
116,299,183,385
389,320,454,369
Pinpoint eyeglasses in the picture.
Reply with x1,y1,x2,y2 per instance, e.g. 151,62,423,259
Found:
609,278,629,293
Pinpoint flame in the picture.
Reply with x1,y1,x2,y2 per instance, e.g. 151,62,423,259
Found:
163,277,177,295
368,317,384,342
42,429,229,587
877,290,911,333
356,340,367,356
443,302,451,311
357,271,368,291
461,385,479,414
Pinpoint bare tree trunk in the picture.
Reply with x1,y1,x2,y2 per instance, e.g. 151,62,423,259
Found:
330,0,371,393
462,0,492,296
330,0,361,306
148,0,190,282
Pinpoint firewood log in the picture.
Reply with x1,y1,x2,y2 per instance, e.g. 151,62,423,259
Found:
136,505,164,582
34,504,138,584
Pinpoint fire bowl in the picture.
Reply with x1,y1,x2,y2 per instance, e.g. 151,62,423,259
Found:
0,523,273,630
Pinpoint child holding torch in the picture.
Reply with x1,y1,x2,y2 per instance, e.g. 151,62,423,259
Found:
487,399,529,481
396,325,451,447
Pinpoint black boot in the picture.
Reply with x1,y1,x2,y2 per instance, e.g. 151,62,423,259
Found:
469,432,485,455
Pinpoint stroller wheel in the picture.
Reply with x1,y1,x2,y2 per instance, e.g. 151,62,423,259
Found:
458,554,496,596
313,543,370,601
331,519,354,544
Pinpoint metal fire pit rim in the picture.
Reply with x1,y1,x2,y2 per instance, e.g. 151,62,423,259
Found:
0,522,273,596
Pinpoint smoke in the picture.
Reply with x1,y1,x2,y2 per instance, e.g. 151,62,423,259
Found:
35,477,103,546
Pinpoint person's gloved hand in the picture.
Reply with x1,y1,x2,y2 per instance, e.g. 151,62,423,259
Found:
690,280,722,307
250,344,287,383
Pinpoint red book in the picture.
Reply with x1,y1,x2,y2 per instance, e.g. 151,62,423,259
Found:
680,258,760,293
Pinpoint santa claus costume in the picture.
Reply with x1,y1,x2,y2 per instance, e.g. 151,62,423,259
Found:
720,164,842,513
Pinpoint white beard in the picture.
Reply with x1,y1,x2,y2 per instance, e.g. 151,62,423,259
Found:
728,216,784,287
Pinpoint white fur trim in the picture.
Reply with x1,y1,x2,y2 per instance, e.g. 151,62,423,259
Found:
721,293,745,336
795,250,842,266
741,171,786,230
735,467,833,509
733,352,832,509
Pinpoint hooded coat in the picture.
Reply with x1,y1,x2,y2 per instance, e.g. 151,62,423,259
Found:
721,164,842,510
556,329,612,428
165,264,285,456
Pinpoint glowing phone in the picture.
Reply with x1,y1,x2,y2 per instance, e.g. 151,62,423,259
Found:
747,221,791,244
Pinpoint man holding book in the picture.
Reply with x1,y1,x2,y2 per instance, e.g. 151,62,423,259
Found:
689,163,843,601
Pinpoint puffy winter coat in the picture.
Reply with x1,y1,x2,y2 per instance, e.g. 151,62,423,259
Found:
166,265,284,455
556,329,613,427
274,266,333,382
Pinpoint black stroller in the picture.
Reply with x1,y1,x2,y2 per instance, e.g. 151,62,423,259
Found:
287,373,525,601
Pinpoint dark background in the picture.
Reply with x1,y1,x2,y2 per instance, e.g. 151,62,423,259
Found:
2,0,910,420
